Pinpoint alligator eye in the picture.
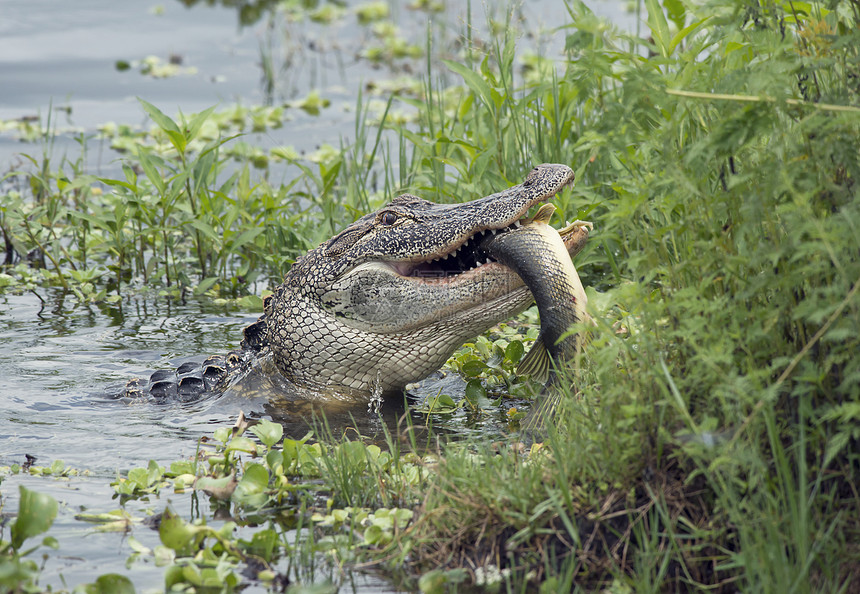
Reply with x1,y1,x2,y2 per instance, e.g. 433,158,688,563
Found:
380,211,398,226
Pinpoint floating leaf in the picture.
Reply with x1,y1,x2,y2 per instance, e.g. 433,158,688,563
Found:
250,418,284,449
225,436,259,455
11,486,58,551
158,507,199,554
196,475,237,500
461,360,487,377
505,340,525,364
86,574,136,594
464,379,486,408
233,463,270,508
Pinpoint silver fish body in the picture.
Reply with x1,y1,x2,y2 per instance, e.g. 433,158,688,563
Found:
479,204,591,429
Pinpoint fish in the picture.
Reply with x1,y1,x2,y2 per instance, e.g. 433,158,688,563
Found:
479,203,591,430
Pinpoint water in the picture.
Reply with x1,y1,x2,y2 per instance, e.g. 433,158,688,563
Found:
0,288,516,591
0,0,636,590
0,288,480,591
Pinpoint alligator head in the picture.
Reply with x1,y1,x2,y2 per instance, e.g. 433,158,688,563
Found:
265,163,588,399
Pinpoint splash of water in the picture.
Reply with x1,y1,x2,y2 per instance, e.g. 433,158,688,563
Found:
367,369,384,413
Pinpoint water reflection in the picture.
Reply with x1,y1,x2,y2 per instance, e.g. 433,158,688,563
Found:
0,287,513,475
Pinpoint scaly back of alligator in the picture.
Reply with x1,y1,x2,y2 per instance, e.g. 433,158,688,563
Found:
119,296,272,401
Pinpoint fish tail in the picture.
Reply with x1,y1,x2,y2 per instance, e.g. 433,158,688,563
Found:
520,376,565,437
516,336,551,384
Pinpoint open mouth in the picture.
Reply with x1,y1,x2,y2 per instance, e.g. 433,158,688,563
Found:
394,220,525,278
385,213,589,280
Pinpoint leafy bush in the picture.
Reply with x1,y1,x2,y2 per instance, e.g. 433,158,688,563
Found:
394,0,860,589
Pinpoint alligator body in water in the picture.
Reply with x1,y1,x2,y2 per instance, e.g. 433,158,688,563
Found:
123,164,590,402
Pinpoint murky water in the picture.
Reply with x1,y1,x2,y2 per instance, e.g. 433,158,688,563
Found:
0,288,504,591
0,0,635,590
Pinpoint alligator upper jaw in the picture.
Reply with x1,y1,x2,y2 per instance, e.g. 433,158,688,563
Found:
379,184,584,281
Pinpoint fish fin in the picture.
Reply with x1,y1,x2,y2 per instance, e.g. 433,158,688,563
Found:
558,219,593,235
517,338,551,383
531,203,556,224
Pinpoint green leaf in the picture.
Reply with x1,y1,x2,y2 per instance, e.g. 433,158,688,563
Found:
136,148,165,195
461,360,487,377
11,486,58,551
169,460,195,476
669,16,711,54
195,475,237,500
194,277,219,296
87,574,136,594
245,529,279,562
505,340,525,364
645,0,671,57
158,507,198,554
127,535,151,555
464,380,486,407
229,227,266,250
233,463,270,508
186,105,217,142
167,129,188,154
96,176,138,193
363,524,384,545
418,569,447,594
266,449,284,476
138,98,181,134
338,440,369,468
67,211,111,231
225,436,259,455
663,0,686,30
187,218,219,241
443,59,500,112
164,564,185,589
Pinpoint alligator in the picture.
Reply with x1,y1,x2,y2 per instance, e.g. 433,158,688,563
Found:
122,163,590,403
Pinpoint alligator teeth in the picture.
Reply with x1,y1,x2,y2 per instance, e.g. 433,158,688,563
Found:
514,220,522,228
491,229,498,235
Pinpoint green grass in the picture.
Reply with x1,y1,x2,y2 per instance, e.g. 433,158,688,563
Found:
376,0,860,589
2,0,859,591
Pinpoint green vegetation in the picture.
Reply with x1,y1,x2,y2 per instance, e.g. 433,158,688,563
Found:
2,0,859,591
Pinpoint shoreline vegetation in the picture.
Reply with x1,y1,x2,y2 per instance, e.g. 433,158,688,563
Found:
2,0,859,591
